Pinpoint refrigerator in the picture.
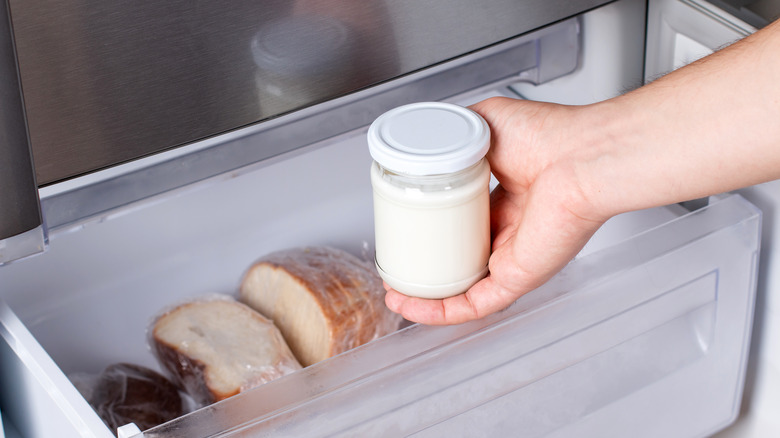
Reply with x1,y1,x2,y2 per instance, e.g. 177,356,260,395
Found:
0,0,777,436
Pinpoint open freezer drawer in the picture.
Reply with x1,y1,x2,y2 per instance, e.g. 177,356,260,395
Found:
0,1,761,436
133,201,764,437
0,120,762,437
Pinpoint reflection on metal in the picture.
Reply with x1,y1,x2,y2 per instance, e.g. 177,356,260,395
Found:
7,0,607,185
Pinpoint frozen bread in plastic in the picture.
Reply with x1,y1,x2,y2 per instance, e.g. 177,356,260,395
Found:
240,246,402,367
151,296,301,405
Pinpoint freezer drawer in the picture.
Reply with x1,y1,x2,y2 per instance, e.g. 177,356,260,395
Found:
0,118,761,437
139,198,761,438
0,0,761,435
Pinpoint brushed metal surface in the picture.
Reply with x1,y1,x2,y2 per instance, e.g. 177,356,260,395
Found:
0,0,41,241
40,18,581,234
8,0,608,186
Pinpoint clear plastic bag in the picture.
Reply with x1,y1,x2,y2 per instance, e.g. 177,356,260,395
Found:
149,295,302,406
73,362,184,433
240,246,403,366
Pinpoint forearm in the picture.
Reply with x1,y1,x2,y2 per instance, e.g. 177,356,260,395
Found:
580,19,780,217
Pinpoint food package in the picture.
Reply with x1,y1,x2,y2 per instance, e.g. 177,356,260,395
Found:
73,362,184,433
240,246,402,367
150,296,302,405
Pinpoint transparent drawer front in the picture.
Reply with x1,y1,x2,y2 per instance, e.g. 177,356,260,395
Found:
0,300,108,437
142,194,760,438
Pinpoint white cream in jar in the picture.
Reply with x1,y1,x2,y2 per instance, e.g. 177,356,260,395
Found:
368,102,491,299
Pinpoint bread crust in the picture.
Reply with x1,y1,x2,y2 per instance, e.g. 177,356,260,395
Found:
152,337,222,403
240,247,401,366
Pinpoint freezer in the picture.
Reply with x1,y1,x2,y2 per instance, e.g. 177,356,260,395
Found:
0,132,763,438
0,0,774,436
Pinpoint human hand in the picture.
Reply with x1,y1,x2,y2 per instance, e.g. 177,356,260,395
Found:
384,97,610,325
385,19,780,325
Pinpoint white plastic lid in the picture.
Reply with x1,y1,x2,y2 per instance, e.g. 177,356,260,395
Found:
367,102,490,175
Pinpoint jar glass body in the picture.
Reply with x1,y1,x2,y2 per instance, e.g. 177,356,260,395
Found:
370,158,490,299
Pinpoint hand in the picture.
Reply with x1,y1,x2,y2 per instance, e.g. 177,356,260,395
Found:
385,97,609,325
385,19,780,325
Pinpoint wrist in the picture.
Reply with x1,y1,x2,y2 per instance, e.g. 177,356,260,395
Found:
544,101,630,223
566,94,686,219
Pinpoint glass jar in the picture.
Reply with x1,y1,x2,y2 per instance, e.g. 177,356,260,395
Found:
367,102,491,299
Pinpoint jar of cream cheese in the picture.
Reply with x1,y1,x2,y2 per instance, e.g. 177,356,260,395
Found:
368,102,491,299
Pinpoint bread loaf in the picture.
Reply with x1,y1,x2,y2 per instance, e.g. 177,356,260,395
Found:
239,246,401,367
151,297,301,405
90,363,183,431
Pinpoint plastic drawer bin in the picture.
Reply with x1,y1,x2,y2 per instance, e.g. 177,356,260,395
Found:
0,130,760,437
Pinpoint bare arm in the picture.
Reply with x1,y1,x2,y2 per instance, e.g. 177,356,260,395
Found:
385,19,780,325
582,18,780,216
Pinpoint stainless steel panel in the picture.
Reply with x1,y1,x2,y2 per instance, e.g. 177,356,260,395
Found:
0,0,42,255
8,0,609,185
40,18,581,234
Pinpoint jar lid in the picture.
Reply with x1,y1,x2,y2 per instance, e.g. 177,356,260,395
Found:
367,102,490,175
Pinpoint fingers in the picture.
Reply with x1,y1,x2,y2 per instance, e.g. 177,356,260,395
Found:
385,289,452,325
384,276,518,326
385,181,604,325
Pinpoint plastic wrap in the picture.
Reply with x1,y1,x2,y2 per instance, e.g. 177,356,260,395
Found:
149,296,302,406
239,246,403,367
74,363,184,433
